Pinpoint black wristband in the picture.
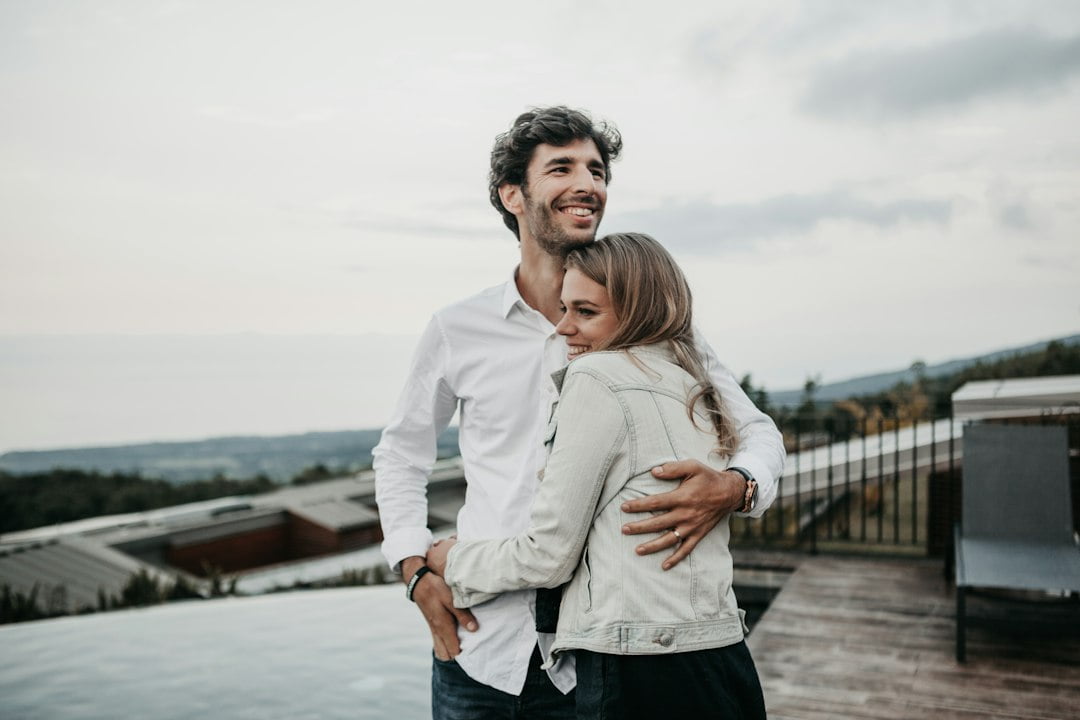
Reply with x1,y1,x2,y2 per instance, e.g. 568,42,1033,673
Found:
728,466,753,485
728,466,756,513
406,565,432,602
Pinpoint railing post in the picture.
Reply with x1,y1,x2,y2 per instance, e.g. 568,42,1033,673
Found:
795,415,802,549
894,412,901,544
877,416,885,543
826,419,834,542
949,404,956,536
845,416,852,541
861,417,868,542
775,417,784,544
912,415,919,545
810,415,818,555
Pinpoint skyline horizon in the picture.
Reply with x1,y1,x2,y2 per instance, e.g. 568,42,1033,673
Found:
2,329,1074,456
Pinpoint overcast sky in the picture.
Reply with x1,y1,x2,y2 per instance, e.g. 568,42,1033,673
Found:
2,1,1079,450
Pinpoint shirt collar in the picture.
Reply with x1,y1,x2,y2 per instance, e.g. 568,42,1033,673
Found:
500,266,525,319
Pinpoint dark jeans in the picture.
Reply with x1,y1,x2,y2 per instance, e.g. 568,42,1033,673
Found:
431,646,576,720
574,641,767,720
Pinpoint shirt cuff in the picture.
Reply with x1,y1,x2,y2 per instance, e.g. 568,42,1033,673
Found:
727,453,774,518
381,527,435,575
727,453,771,491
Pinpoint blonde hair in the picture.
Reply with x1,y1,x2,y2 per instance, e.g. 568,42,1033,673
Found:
564,233,739,457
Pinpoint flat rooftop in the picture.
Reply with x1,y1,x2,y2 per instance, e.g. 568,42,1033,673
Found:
952,374,1080,421
748,554,1080,720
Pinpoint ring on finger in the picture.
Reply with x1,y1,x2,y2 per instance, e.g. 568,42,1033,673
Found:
671,528,682,541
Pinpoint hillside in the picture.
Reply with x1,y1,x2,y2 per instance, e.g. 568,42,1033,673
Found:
0,428,460,483
3,334,1077,481
767,334,1080,407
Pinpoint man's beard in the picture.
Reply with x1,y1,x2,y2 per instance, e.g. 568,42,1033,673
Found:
522,188,600,257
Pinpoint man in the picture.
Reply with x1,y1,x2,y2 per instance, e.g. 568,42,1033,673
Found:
374,106,785,719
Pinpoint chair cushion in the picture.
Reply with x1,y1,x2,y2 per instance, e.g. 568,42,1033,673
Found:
956,536,1080,592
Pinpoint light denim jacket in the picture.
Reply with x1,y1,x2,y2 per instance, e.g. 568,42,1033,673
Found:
444,342,748,656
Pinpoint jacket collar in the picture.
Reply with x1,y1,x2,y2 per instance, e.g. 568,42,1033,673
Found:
549,341,677,393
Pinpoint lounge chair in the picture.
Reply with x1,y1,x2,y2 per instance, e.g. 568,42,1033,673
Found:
954,423,1080,662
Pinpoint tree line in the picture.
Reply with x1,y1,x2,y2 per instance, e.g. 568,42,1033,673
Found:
741,339,1080,440
5,342,1077,535
0,469,281,535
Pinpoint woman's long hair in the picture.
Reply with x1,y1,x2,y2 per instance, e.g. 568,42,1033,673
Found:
564,233,739,457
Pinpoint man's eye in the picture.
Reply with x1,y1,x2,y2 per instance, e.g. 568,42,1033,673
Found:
591,170,605,180
558,305,567,314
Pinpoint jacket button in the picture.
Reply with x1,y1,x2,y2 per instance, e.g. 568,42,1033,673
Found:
657,632,673,647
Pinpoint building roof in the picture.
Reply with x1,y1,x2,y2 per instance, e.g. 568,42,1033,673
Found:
1,457,469,606
0,496,255,547
286,499,379,532
0,536,174,613
952,374,1080,420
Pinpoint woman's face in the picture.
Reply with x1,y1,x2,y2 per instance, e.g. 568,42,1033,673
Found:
556,268,620,360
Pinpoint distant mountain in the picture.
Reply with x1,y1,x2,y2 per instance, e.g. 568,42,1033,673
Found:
0,428,460,484
5,335,1077,479
767,333,1080,407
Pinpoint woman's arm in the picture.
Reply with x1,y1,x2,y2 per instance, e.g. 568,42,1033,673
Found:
433,367,628,609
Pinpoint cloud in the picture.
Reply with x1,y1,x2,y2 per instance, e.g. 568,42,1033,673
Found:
344,217,506,241
613,191,952,254
802,27,1080,119
197,105,338,129
1021,253,1076,271
1000,203,1032,229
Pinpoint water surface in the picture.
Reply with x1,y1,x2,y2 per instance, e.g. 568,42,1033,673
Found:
0,585,432,719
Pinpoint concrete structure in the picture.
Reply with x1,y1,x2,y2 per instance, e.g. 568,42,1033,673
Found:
952,374,1080,421
0,458,466,611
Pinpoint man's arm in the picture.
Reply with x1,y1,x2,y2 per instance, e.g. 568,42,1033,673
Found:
621,335,785,569
373,315,477,659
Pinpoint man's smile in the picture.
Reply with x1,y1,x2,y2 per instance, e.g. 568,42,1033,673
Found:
560,206,595,217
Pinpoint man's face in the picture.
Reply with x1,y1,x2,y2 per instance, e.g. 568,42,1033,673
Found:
516,139,608,255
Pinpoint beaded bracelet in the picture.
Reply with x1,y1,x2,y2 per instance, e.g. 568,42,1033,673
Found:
406,565,432,602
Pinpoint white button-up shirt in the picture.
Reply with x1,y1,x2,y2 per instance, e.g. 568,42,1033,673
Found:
373,271,785,695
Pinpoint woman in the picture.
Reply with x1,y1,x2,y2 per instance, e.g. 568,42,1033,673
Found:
426,233,767,719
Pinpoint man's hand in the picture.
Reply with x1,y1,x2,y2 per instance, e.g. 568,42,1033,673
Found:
401,555,477,661
620,460,745,570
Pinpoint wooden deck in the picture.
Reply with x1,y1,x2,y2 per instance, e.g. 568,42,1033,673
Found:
746,554,1080,720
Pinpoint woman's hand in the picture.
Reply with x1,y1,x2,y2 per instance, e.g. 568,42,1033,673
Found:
426,537,458,577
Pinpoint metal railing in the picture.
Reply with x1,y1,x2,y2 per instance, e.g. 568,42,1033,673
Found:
730,408,1079,556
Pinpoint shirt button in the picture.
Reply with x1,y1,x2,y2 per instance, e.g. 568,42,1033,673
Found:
657,632,673,647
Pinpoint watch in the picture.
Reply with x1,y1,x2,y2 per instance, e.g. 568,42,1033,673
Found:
729,466,757,513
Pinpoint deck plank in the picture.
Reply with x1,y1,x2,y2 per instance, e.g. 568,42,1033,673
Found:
746,555,1080,719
